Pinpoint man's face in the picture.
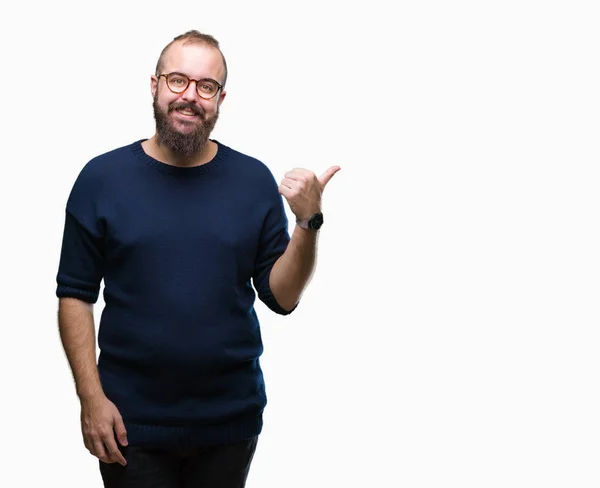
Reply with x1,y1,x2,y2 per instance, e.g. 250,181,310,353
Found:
151,42,227,158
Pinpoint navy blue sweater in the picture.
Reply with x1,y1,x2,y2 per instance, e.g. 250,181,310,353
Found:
56,139,294,447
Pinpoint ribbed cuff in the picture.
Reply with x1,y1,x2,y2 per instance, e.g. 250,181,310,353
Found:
260,285,299,315
56,285,98,303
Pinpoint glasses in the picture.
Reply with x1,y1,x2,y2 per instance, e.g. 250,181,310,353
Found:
159,72,223,99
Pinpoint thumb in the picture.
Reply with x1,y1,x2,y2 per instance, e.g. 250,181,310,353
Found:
114,415,128,446
318,165,341,188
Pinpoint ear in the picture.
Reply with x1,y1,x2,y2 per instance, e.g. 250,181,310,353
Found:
217,89,227,108
150,75,158,98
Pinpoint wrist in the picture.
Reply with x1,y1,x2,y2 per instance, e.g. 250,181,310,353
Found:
296,212,324,230
78,386,106,404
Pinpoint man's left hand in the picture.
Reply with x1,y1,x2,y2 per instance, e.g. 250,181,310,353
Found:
278,166,341,220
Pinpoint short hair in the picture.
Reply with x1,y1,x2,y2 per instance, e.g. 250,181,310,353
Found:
155,30,228,88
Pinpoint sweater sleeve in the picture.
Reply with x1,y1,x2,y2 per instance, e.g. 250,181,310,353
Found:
56,165,105,304
252,192,296,315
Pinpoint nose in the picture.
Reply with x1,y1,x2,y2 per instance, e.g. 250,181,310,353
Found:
181,80,200,102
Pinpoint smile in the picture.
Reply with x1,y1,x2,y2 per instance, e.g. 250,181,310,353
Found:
175,108,197,117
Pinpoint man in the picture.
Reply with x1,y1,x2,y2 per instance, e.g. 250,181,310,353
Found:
56,30,339,488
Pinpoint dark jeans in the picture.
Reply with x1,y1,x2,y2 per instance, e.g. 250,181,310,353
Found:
99,436,259,488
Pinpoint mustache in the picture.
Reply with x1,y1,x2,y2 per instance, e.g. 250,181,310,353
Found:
168,102,204,117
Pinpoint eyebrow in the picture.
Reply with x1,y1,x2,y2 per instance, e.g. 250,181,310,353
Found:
169,71,219,83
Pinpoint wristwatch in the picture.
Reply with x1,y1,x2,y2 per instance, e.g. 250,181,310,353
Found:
296,212,324,230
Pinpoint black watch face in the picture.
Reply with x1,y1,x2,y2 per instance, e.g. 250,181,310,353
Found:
309,212,324,230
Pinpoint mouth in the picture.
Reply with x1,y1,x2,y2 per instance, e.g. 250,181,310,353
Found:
174,107,199,117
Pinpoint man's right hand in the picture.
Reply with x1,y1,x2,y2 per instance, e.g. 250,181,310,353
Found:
80,394,128,466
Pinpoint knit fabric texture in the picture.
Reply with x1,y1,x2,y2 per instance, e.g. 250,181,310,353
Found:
56,139,295,447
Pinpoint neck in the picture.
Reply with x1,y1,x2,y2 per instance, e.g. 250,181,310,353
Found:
143,135,217,168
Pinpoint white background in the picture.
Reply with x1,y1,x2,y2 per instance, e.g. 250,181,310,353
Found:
1,0,599,487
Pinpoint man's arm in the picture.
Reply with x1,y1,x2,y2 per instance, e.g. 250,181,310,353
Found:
57,297,103,400
271,165,340,311
269,225,318,312
57,297,128,466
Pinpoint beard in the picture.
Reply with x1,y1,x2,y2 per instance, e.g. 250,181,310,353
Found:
153,95,219,159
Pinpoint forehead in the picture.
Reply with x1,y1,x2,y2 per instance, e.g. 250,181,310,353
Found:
162,42,225,81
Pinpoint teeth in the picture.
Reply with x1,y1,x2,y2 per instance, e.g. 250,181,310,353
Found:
177,109,195,115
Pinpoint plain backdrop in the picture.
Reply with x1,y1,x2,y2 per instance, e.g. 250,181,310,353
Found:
1,0,599,487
